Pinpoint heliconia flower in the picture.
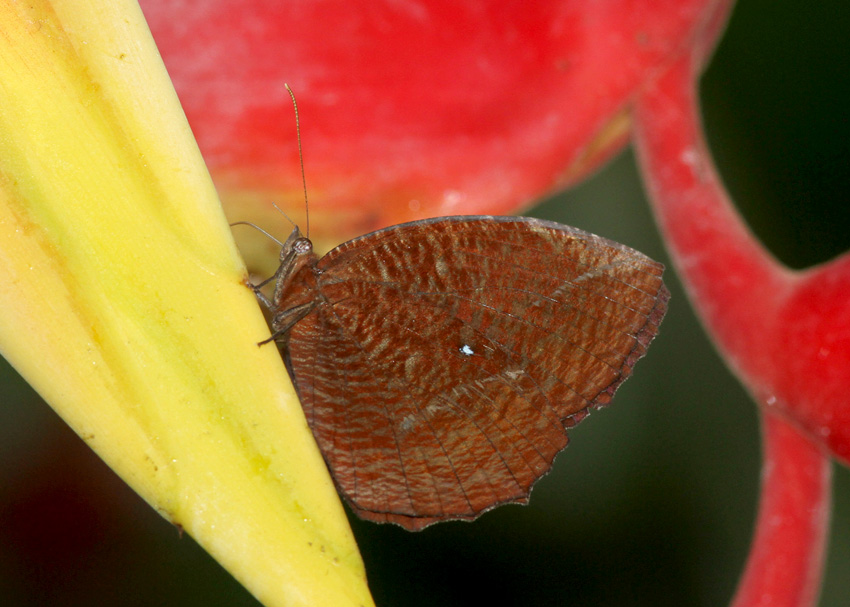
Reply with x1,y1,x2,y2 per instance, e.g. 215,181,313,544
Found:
4,0,847,605
0,2,371,606
143,1,848,605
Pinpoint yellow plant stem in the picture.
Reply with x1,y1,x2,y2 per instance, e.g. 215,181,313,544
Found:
0,1,373,605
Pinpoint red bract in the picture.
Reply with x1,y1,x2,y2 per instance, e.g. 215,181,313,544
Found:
142,0,715,251
777,261,850,459
141,1,848,606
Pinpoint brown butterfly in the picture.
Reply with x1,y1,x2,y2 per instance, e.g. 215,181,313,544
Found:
250,215,669,530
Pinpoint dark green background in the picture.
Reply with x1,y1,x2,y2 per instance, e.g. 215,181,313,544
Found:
2,1,848,605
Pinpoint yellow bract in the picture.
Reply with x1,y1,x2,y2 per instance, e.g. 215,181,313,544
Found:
0,2,373,606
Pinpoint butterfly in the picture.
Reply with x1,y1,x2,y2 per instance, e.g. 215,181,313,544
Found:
249,214,669,531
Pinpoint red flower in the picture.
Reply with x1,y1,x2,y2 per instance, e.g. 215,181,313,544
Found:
144,0,718,252
139,1,847,604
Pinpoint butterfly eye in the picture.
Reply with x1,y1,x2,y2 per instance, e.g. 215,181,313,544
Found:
293,238,313,255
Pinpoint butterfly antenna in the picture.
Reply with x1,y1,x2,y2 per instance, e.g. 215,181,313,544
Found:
229,221,285,247
285,83,310,239
270,201,298,230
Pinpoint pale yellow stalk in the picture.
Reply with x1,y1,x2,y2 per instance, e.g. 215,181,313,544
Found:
0,2,373,605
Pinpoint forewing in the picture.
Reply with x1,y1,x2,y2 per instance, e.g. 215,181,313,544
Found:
286,216,669,530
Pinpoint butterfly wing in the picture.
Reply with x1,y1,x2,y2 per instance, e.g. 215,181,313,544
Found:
284,216,669,530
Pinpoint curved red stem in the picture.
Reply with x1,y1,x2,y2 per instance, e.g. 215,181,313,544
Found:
633,51,790,391
631,43,832,607
730,412,831,607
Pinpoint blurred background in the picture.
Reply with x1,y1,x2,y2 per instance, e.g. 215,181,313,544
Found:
2,0,848,605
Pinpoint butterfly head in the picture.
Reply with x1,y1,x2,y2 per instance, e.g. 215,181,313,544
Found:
278,226,308,259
